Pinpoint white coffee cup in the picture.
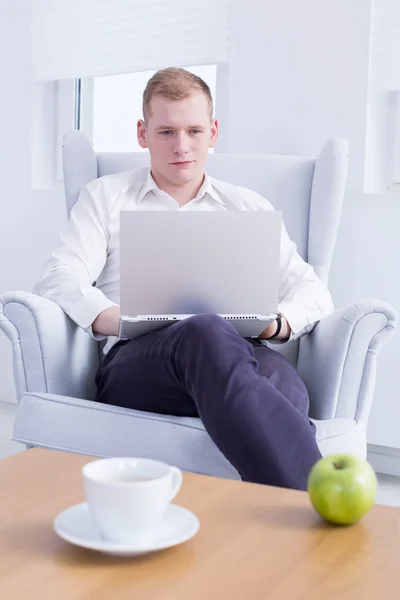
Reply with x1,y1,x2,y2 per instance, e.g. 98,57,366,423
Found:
82,457,183,544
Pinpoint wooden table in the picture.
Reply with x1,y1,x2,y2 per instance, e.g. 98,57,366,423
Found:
0,449,399,599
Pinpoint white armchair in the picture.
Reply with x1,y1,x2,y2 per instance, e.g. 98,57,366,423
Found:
0,132,396,478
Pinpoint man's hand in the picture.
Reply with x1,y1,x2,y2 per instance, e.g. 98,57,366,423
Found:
92,306,121,337
258,314,291,342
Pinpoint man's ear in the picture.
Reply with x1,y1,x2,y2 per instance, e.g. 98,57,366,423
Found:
137,119,148,148
209,119,219,148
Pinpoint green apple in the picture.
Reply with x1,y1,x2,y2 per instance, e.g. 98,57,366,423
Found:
307,454,378,525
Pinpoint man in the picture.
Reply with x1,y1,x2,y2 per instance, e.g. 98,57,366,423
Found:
35,67,334,490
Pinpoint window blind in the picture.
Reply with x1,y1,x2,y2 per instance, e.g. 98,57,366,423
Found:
32,0,231,81
371,0,400,90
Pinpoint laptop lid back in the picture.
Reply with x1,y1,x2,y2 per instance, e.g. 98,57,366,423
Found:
120,210,281,317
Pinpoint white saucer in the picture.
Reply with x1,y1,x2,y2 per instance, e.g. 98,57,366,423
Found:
53,502,200,556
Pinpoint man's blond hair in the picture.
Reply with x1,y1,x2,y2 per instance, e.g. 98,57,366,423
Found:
142,67,213,121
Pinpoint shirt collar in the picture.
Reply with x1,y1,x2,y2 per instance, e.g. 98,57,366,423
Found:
137,169,225,206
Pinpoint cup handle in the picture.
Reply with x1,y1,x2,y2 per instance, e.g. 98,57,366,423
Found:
168,466,183,501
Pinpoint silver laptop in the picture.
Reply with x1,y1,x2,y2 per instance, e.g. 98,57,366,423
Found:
119,210,281,340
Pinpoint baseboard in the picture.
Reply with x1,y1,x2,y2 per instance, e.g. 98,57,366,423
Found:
0,398,17,406
367,443,400,477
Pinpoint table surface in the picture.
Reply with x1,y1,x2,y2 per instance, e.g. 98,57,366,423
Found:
0,449,399,599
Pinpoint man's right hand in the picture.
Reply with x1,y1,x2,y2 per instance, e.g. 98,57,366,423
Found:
92,306,121,337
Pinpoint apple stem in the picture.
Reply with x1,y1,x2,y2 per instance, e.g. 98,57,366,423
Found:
333,460,346,470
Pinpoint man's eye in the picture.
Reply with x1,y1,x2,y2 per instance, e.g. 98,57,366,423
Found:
160,130,173,136
191,129,201,134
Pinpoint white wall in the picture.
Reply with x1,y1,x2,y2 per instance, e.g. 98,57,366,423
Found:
0,3,30,404
227,0,400,448
0,3,30,288
0,4,64,404
228,0,371,188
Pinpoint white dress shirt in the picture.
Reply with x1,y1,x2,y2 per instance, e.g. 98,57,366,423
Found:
34,168,334,353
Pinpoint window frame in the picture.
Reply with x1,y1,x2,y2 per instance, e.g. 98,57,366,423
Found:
390,92,400,189
55,79,78,182
387,91,400,192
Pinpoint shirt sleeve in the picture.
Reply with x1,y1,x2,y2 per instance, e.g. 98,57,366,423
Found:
274,220,334,342
33,182,118,338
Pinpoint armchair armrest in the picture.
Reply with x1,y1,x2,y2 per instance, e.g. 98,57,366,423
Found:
297,299,397,427
0,291,99,401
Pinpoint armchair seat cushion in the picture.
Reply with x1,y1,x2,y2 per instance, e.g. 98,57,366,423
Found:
314,417,366,459
14,392,367,478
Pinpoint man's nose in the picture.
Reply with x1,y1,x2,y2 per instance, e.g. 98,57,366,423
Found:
173,132,190,155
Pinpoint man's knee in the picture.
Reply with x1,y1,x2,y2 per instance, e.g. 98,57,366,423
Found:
178,313,238,341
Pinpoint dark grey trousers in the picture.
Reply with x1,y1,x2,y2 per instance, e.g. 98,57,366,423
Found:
95,314,322,490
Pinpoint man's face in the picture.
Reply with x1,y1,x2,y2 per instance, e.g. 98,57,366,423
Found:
137,92,218,186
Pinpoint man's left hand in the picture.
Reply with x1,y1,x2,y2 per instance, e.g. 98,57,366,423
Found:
258,314,291,341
